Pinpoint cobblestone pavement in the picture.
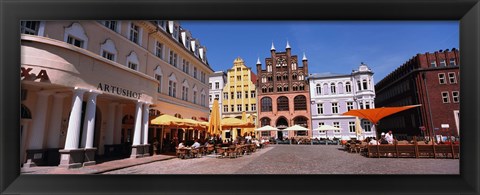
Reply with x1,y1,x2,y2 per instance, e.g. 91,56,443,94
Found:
103,145,459,174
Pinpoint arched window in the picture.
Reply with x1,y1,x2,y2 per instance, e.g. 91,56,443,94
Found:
100,39,117,61
293,116,308,128
292,74,298,80
126,51,140,71
260,117,271,127
261,97,272,112
283,85,288,92
277,85,283,92
64,22,88,49
345,82,352,93
168,73,177,98
316,84,321,95
294,95,307,110
330,83,336,94
277,96,289,111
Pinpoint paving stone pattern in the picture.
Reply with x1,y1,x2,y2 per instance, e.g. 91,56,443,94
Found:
103,145,459,175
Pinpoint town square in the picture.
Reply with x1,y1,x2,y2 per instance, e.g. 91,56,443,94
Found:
19,20,459,175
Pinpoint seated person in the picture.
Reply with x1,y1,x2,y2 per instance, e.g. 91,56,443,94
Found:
178,141,186,148
191,140,201,148
369,138,379,145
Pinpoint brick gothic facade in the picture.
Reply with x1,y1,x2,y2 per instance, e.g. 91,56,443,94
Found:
375,49,460,138
256,42,311,139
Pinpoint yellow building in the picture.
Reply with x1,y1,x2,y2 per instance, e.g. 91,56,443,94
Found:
221,57,257,140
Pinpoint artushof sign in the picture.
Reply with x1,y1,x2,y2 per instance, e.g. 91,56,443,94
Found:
97,83,142,99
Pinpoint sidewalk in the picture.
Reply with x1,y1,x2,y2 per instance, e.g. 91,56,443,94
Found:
21,154,176,174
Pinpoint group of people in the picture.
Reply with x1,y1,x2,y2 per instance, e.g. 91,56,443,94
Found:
366,130,394,145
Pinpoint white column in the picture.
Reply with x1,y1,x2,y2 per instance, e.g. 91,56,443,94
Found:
27,91,53,150
47,93,68,148
81,91,99,149
105,102,117,145
64,88,86,150
113,104,124,144
142,103,150,145
132,101,143,146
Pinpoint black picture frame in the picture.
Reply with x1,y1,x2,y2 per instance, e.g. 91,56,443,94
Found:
1,0,479,194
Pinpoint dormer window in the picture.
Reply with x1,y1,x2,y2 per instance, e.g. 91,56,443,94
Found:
173,25,179,40
21,21,40,35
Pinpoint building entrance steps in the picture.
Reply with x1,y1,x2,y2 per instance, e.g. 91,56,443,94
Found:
21,154,176,174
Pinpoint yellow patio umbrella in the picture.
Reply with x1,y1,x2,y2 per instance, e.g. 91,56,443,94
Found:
221,117,255,140
208,99,222,136
150,114,185,126
355,117,362,139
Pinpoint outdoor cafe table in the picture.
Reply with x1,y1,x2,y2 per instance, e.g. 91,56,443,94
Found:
178,147,192,158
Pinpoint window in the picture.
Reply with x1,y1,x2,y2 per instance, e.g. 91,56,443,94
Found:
21,21,40,35
127,62,138,70
318,122,325,134
261,117,271,127
347,102,354,111
67,36,84,48
251,91,256,98
182,86,188,101
251,104,256,111
237,104,242,112
245,91,249,98
103,21,117,31
155,74,162,93
362,79,368,90
193,67,197,79
294,95,307,110
224,105,228,112
349,122,355,133
438,73,446,84
317,103,323,114
237,67,241,71
237,92,241,99
169,51,175,66
449,58,456,66
224,92,228,100
209,83,212,89
430,61,437,67
277,86,282,92
330,83,336,94
452,91,459,103
129,23,140,44
345,82,351,93
357,80,361,90
102,50,115,61
299,85,305,91
237,76,241,81
276,75,282,81
173,53,178,67
332,103,338,114
365,102,370,109
172,25,179,40
168,80,176,97
316,84,321,95
363,121,371,132
448,72,457,84
215,82,220,89
442,92,450,103
215,94,219,100
193,91,197,104
231,105,235,112
231,92,234,99
333,122,340,133
261,97,272,112
243,104,248,111
292,74,297,80
277,96,289,111
439,60,446,67
201,93,206,106
182,60,189,74
268,86,274,92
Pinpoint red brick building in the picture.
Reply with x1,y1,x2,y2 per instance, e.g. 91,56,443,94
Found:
256,42,312,139
375,49,460,138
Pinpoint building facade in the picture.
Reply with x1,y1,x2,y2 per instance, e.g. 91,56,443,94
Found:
375,49,460,139
309,63,376,140
208,71,227,116
20,20,213,168
221,57,257,139
256,42,312,139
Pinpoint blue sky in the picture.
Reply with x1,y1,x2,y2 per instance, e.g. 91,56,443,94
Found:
181,21,459,83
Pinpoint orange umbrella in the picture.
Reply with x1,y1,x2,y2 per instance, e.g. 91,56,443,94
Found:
342,104,421,125
208,99,222,136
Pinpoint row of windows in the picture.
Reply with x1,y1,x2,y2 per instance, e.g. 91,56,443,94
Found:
316,102,355,115
261,85,305,93
438,72,458,84
317,121,372,133
429,58,457,68
223,104,257,112
223,91,256,99
260,95,307,112
209,82,220,89
261,74,305,83
442,91,460,103
159,74,206,106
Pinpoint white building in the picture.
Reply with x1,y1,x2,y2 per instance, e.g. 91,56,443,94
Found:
208,71,227,115
308,63,376,140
